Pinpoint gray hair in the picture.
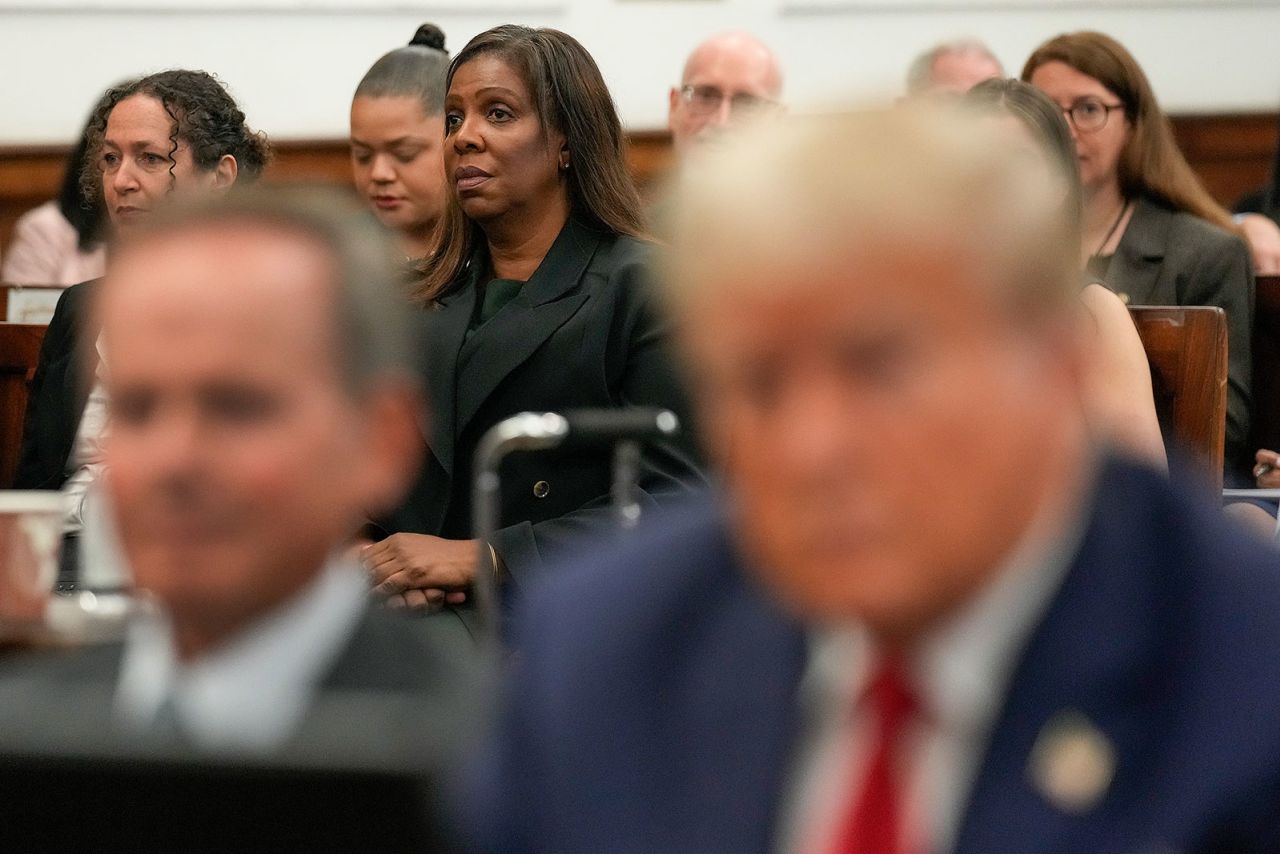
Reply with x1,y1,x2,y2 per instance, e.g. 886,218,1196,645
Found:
116,185,422,395
906,38,1003,95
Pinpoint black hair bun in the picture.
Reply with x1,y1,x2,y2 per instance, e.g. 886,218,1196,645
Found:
410,23,446,52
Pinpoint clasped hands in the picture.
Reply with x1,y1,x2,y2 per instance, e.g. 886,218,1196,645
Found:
362,533,480,611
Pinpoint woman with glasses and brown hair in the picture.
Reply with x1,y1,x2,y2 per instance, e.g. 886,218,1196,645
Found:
362,25,706,611
1024,31,1253,480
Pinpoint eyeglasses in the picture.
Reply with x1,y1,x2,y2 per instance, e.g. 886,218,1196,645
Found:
1061,97,1126,133
679,84,778,118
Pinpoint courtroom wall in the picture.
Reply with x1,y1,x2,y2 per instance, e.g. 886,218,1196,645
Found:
1,1,1279,145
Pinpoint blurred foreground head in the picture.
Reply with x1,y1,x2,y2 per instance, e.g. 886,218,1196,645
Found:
663,105,1089,642
97,187,424,653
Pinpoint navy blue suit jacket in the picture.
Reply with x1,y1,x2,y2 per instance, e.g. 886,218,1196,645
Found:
463,459,1280,853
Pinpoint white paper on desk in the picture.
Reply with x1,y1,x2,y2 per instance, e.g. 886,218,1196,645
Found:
7,288,63,323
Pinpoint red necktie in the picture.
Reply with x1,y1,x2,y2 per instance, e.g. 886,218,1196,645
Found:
829,657,918,854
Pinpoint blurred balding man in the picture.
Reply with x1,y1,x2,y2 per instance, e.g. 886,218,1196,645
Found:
465,106,1280,853
907,38,1003,96
668,31,782,156
0,188,477,759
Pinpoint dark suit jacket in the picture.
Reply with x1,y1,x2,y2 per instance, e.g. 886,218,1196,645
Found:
464,459,1280,853
0,604,483,768
14,278,98,490
1099,195,1254,474
380,217,707,583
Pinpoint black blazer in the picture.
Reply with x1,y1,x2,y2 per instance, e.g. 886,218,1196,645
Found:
380,217,708,584
1098,195,1254,472
14,278,98,490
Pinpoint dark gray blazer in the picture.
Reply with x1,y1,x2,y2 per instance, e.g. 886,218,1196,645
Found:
1097,195,1254,472
0,606,484,768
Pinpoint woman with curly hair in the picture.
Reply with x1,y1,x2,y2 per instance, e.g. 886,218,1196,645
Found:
16,69,270,585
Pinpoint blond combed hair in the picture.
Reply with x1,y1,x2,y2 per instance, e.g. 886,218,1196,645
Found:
659,104,1079,323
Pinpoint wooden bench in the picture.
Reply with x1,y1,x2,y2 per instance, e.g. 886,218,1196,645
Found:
0,323,48,488
1128,306,1228,492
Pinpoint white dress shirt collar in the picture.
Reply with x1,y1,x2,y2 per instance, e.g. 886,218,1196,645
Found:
781,463,1096,854
114,554,369,754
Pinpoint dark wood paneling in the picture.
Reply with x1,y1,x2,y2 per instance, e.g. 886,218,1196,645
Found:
1170,113,1278,210
1,115,1273,255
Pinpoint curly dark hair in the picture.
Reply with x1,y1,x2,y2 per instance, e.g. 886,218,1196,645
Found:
80,69,271,203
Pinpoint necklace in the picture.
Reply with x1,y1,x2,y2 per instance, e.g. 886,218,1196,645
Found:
1091,198,1131,261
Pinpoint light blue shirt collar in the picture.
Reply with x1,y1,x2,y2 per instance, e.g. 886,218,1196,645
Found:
114,555,368,753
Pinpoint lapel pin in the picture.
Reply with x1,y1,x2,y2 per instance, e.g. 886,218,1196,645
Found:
1027,709,1116,814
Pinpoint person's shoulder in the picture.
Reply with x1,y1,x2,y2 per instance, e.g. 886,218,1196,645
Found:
1148,199,1248,259
1081,280,1130,321
509,493,741,651
10,200,71,241
585,226,655,276
54,277,100,313
1099,458,1280,640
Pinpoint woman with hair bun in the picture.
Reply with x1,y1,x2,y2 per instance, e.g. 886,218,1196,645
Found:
1024,31,1254,480
350,24,451,260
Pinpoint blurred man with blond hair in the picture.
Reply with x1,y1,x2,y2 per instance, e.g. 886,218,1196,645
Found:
465,105,1280,853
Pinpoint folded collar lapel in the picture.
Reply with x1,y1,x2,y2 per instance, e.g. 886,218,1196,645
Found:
453,218,602,438
1105,196,1168,305
423,277,477,477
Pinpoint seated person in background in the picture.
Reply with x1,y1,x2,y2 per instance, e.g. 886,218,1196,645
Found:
966,78,1165,470
0,187,477,758
1,103,108,286
365,25,707,612
14,70,270,583
463,104,1280,854
668,30,783,158
905,38,1003,96
1227,122,1280,276
1025,31,1255,482
350,23,451,261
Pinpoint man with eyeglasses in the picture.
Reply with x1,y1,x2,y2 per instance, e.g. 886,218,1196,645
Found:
668,31,782,156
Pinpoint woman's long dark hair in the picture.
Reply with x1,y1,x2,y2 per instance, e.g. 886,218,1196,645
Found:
415,25,645,303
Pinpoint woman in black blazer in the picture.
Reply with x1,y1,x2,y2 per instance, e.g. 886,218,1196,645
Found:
365,25,706,610
1024,31,1254,478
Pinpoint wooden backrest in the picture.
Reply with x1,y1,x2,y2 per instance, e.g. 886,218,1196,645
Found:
0,283,64,324
1250,275,1280,459
1128,306,1228,491
0,323,48,488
